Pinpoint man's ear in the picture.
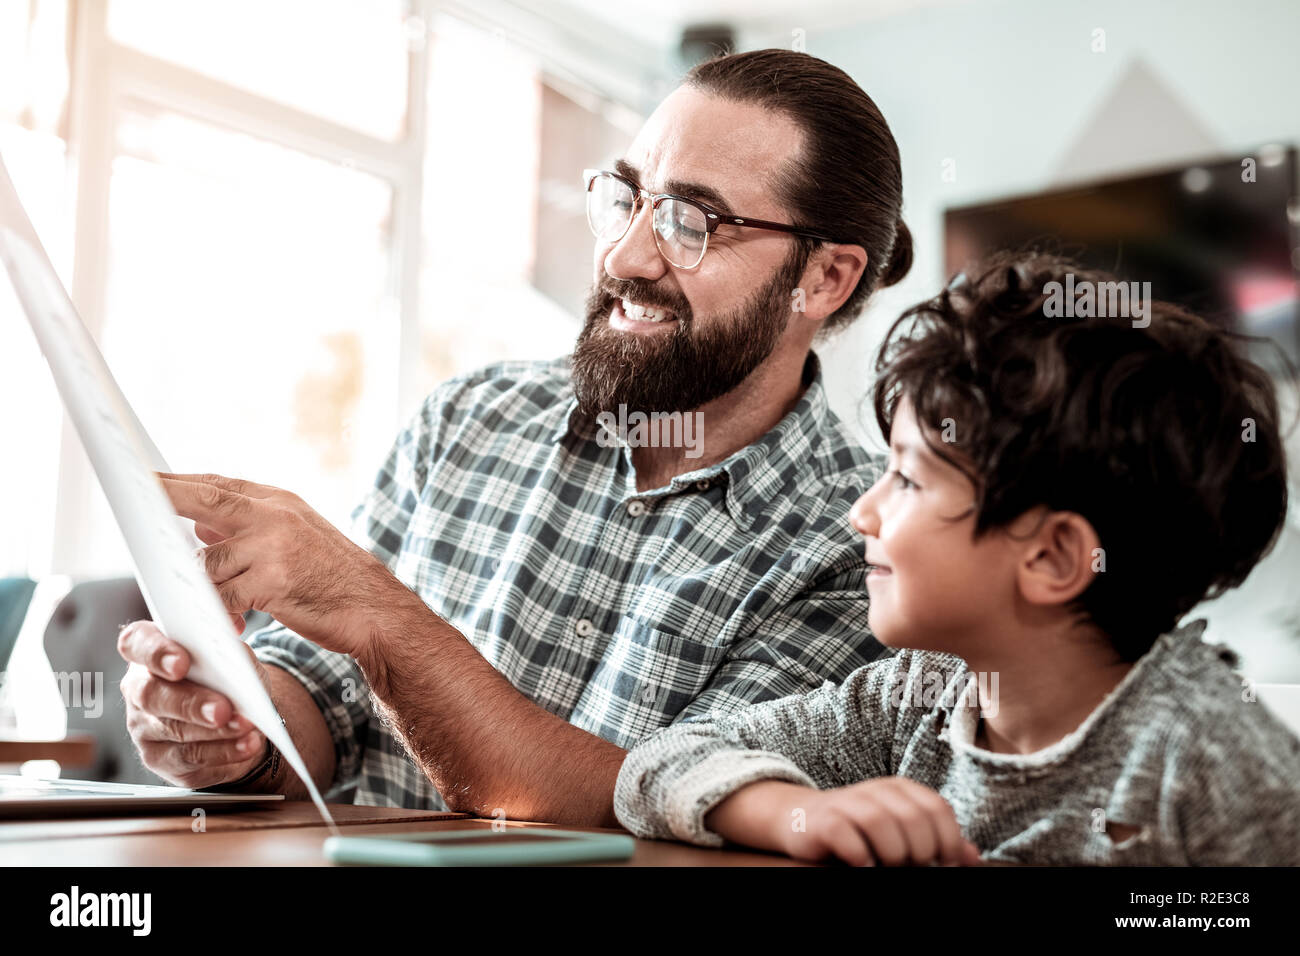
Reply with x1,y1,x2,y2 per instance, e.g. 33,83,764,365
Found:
797,243,868,323
1017,511,1102,607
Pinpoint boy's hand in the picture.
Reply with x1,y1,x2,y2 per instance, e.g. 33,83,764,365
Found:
782,777,981,865
706,777,981,866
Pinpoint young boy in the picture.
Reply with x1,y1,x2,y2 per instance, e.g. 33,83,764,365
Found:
613,253,1300,865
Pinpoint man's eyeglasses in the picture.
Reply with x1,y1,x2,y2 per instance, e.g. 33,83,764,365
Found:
582,168,838,270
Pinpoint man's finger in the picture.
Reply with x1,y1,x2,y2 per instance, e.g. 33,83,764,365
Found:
194,522,228,545
117,622,190,680
198,537,252,587
126,672,236,727
157,472,278,499
131,708,251,744
157,476,254,535
140,730,264,774
215,572,254,619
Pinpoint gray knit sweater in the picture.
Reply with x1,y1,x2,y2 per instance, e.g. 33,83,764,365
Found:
614,619,1300,865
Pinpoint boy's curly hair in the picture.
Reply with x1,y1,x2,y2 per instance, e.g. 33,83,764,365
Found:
872,251,1291,661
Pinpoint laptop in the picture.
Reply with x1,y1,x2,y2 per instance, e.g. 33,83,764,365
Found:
0,774,285,817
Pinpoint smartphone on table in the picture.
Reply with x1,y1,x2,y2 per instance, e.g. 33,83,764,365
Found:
323,827,636,867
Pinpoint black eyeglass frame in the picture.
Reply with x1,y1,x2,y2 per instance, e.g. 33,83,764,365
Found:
582,168,841,267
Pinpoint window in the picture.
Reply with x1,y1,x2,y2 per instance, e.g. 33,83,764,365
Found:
106,0,412,141
2,1,634,581
416,13,578,390
80,106,399,575
0,0,72,577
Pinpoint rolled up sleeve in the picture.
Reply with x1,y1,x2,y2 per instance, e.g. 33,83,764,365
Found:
615,655,905,846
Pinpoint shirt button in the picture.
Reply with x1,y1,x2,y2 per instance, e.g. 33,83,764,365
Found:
574,618,595,637
626,500,646,517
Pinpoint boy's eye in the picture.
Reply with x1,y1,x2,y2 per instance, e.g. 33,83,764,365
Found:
890,468,919,491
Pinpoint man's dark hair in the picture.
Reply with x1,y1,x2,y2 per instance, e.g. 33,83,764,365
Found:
684,49,911,332
872,251,1292,661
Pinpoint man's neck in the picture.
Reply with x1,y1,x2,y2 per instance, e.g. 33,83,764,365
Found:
629,349,811,492
964,620,1134,756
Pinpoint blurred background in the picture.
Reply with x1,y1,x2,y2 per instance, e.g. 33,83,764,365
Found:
2,0,1299,770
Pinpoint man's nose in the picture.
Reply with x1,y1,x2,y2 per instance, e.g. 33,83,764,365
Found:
602,197,668,281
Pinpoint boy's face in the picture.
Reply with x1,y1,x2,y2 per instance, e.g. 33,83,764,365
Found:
849,397,1023,654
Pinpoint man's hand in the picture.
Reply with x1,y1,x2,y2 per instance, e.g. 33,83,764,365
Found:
156,472,416,658
708,777,982,866
119,621,268,789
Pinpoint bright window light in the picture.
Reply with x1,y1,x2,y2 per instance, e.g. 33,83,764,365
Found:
107,0,412,141
80,108,399,577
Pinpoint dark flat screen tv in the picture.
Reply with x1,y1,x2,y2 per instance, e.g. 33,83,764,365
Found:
944,148,1300,367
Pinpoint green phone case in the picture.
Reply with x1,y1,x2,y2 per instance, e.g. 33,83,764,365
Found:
323,827,637,867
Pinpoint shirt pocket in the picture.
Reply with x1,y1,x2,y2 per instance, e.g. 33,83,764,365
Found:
570,618,730,748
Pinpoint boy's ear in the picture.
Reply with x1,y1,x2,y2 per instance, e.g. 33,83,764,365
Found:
1017,511,1102,607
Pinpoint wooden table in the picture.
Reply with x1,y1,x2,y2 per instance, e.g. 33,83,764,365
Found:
0,800,809,866
0,734,96,765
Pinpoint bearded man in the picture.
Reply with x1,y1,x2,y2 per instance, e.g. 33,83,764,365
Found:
117,48,912,824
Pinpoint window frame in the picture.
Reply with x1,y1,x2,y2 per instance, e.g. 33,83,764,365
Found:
46,0,432,577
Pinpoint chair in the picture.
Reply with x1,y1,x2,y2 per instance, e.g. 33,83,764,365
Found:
41,577,274,784
0,577,38,672
41,577,154,783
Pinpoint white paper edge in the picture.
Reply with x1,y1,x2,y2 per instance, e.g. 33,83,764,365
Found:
0,155,338,835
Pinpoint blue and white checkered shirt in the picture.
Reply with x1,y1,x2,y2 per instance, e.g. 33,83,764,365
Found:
247,353,887,809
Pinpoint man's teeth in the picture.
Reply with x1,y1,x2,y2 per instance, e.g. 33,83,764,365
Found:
621,298,674,323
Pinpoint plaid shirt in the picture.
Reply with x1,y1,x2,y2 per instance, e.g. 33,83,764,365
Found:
248,353,887,809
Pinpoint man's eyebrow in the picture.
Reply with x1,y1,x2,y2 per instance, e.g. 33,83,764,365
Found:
613,158,736,217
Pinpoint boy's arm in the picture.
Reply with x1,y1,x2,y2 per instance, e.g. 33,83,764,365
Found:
614,652,910,846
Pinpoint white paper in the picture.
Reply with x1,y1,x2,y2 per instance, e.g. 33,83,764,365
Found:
0,155,337,834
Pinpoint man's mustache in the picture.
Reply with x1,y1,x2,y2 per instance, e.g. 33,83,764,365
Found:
597,282,691,321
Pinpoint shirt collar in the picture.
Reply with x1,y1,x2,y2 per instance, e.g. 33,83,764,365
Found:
553,352,833,530
715,352,828,529
550,400,580,445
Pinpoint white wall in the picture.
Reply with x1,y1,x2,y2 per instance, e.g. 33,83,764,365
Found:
750,0,1300,678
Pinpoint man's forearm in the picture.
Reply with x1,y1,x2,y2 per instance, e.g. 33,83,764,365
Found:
355,597,627,827
242,663,336,800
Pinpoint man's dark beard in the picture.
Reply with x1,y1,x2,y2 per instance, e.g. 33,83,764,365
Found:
571,244,810,426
